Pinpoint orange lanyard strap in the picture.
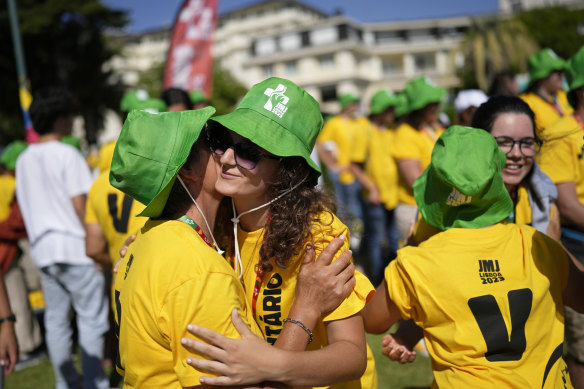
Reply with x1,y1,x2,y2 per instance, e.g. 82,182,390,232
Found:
177,214,213,248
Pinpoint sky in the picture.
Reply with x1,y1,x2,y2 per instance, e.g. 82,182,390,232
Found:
103,0,500,34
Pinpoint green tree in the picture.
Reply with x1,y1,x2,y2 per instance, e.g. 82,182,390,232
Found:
460,16,539,90
517,6,584,59
210,65,248,115
0,0,128,145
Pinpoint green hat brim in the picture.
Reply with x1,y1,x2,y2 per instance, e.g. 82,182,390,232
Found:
566,47,584,92
529,57,566,83
211,108,321,175
407,87,447,114
110,107,216,218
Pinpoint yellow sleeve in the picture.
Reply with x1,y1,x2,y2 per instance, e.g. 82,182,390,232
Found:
351,121,371,164
384,254,418,321
392,125,422,161
312,213,375,322
85,180,99,224
316,117,338,144
162,272,262,388
537,121,583,184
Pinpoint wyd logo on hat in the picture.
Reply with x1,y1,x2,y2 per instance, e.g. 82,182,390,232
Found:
264,84,289,118
446,188,472,207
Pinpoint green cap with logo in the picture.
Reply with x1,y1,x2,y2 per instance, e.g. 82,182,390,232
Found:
413,125,512,230
528,48,566,83
565,46,584,92
338,93,360,111
120,89,150,113
403,76,446,115
370,90,399,115
109,106,216,218
0,140,27,170
210,77,323,175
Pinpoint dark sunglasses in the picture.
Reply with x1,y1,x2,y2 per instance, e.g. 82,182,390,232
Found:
206,127,280,170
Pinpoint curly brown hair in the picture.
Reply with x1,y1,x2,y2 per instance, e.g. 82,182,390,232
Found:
214,156,336,272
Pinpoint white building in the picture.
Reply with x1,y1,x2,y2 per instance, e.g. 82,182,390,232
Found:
110,0,471,112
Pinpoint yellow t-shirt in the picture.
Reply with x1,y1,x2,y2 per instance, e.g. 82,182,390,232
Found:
0,175,16,221
355,120,399,210
114,219,262,388
392,123,444,205
537,115,584,204
98,140,116,174
520,91,573,136
236,211,377,389
386,223,571,389
85,170,147,263
317,116,358,185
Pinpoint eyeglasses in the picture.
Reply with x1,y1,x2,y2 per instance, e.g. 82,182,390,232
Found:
494,136,541,157
206,127,280,170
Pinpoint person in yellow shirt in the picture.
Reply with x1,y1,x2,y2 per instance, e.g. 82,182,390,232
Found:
351,90,400,285
521,48,573,136
363,125,584,388
537,46,584,389
182,78,377,388
392,76,446,241
316,93,364,230
109,107,267,388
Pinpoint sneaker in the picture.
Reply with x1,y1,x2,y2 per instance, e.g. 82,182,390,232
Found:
14,350,46,371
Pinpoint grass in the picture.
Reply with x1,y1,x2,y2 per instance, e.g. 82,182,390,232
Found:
6,333,433,389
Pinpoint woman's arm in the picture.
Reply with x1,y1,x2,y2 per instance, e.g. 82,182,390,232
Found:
182,310,367,387
397,159,423,189
362,280,403,334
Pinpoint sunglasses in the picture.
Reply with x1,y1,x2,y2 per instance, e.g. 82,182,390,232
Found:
494,136,541,157
206,127,280,170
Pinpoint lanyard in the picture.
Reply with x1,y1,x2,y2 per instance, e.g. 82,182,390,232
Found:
176,214,213,248
535,92,564,117
229,215,270,318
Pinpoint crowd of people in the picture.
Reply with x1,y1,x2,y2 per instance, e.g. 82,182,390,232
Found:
0,45,583,389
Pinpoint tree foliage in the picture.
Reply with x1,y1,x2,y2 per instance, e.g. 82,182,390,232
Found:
460,16,539,90
0,0,128,145
517,6,584,59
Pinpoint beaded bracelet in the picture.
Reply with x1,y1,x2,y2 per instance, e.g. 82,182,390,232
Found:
283,317,313,344
0,314,16,325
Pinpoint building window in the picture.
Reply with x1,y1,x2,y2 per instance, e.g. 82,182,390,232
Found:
256,38,277,56
382,59,401,76
414,53,436,72
320,85,337,102
311,26,338,46
280,33,301,51
318,54,334,68
263,64,273,78
285,61,297,74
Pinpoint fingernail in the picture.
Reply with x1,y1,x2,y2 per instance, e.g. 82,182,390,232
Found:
200,377,206,383
181,338,187,345
339,235,345,240
187,324,193,331
186,358,192,364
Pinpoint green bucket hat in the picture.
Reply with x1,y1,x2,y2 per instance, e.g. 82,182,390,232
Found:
394,92,409,118
189,89,208,105
403,76,446,115
120,89,150,113
210,77,323,174
109,106,216,218
338,93,360,111
565,46,584,92
370,90,399,115
413,125,513,230
132,98,167,113
0,140,27,170
528,48,565,83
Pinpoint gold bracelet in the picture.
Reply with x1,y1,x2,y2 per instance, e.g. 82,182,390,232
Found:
283,317,313,344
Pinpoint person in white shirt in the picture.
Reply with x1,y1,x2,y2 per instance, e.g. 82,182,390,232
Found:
15,87,108,389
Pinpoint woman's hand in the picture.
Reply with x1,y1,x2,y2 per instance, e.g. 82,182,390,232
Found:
182,309,284,386
381,333,416,364
0,321,18,375
113,234,136,275
294,235,356,318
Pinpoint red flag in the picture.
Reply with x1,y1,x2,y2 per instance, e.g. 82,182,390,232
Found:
163,0,218,97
